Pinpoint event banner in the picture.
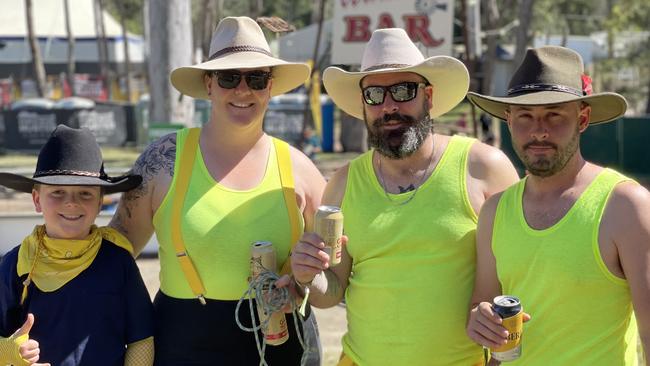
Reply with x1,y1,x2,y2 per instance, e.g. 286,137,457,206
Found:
331,0,455,64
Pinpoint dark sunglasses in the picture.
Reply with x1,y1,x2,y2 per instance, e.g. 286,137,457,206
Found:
362,82,428,106
213,70,272,90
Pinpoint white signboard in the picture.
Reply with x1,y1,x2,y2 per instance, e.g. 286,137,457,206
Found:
332,0,455,64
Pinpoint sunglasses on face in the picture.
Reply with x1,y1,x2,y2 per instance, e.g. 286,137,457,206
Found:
362,82,428,106
213,70,272,90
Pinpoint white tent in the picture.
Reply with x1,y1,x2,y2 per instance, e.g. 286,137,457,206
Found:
0,0,144,77
1,0,126,38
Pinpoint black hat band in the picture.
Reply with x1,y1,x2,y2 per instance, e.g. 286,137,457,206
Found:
33,169,101,178
508,83,583,97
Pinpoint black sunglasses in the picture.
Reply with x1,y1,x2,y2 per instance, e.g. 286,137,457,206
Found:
213,70,272,90
362,82,428,106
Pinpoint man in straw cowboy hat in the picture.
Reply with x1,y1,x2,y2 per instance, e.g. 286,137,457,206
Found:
290,28,518,365
109,16,324,365
466,45,650,365
0,125,154,366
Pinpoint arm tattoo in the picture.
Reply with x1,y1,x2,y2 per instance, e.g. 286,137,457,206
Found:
312,270,343,299
324,271,342,298
113,133,176,230
127,133,177,201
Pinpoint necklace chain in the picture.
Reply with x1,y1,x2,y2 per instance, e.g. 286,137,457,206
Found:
377,139,435,206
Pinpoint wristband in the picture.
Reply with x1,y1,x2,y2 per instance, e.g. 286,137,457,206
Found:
0,333,29,366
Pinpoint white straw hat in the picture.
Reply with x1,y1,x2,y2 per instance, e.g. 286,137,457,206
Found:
323,28,469,120
171,16,311,99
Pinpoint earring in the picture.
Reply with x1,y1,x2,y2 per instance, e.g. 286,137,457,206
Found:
207,90,212,96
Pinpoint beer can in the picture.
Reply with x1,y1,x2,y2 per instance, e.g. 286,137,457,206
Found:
314,205,344,267
250,241,289,346
490,295,523,362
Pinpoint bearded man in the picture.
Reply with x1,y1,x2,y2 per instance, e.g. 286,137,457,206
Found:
289,28,519,366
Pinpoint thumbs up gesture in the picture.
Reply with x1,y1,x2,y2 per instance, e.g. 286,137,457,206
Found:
10,313,50,366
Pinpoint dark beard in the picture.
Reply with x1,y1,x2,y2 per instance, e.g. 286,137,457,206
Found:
364,103,432,159
515,124,581,177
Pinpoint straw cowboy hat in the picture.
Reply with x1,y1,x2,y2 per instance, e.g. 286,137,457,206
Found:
467,45,627,125
323,28,469,121
0,125,141,194
171,16,310,99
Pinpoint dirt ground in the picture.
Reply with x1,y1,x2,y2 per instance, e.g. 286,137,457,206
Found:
135,258,347,366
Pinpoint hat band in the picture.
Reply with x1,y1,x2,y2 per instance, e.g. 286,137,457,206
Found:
209,46,273,60
34,170,101,178
508,83,583,97
363,63,411,72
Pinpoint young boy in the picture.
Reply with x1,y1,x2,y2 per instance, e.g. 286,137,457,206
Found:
0,125,154,366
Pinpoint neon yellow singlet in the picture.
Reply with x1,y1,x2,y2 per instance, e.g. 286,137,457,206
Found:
153,129,303,300
341,136,484,366
493,168,638,365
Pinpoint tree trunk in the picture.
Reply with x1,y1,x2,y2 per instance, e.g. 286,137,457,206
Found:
93,0,110,98
311,0,321,23
481,0,499,95
646,76,650,114
303,0,326,135
249,0,263,18
200,0,215,60
148,0,194,126
63,0,75,96
25,0,47,97
118,2,132,102
513,0,535,66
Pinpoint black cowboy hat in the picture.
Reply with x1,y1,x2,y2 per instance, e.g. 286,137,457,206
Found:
467,46,627,125
0,124,142,194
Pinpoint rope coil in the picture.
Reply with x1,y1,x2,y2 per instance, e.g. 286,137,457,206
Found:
235,270,309,366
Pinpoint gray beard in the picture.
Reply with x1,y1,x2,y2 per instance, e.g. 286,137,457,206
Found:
365,106,432,160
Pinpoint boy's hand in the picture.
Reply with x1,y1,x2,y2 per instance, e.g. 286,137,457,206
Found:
13,314,50,366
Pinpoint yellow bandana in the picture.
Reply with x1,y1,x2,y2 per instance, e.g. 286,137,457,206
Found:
16,225,134,296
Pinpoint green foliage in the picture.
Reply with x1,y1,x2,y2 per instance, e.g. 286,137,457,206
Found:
607,0,650,31
533,0,606,36
104,0,144,35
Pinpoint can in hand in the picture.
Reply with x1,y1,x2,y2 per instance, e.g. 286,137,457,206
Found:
314,205,344,267
250,241,289,346
490,295,523,362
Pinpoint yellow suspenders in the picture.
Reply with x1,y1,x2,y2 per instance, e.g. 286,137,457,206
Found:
171,128,301,304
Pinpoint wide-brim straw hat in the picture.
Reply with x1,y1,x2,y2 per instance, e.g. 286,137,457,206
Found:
171,16,311,99
323,28,469,121
467,46,627,125
0,125,141,194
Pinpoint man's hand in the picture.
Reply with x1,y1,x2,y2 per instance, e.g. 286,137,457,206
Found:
290,232,332,285
466,302,531,349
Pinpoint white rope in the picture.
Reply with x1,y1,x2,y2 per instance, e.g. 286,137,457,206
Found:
235,270,310,366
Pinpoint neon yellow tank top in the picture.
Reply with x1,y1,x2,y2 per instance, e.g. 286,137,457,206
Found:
153,129,303,300
341,136,484,366
493,168,637,365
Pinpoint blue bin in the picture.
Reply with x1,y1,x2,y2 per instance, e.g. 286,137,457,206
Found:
321,96,334,152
